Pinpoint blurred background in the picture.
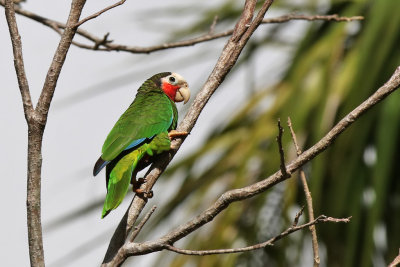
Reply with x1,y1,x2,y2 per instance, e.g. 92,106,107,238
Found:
1,0,399,266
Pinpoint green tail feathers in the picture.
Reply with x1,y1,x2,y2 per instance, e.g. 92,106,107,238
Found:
101,151,139,218
101,132,171,218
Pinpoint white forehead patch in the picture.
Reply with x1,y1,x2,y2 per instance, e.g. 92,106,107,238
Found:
170,72,185,82
170,72,186,83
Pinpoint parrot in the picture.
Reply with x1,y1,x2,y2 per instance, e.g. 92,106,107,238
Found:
93,72,190,218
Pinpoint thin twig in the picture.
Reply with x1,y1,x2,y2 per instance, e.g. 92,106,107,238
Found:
128,206,157,242
93,32,112,50
293,206,305,227
276,119,290,178
208,15,219,35
288,117,302,154
288,117,320,267
163,214,350,256
264,13,364,23
74,0,126,27
388,248,400,267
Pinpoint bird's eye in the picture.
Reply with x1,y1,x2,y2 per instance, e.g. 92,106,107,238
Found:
169,76,176,83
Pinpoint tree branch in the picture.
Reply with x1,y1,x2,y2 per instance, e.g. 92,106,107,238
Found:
0,0,363,53
276,119,289,178
74,0,126,28
128,205,157,243
4,0,33,120
288,117,320,267
72,13,364,53
163,215,349,256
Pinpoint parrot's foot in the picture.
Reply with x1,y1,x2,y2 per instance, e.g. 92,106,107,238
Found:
169,131,189,150
132,177,146,190
137,177,146,185
135,188,153,198
168,130,189,140
133,177,152,198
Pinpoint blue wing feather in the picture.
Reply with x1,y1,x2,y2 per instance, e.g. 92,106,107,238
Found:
124,137,147,150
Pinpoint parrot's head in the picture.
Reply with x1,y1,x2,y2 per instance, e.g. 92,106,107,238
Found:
160,72,190,104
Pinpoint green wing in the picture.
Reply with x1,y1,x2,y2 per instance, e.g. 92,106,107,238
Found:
101,132,171,218
101,90,174,161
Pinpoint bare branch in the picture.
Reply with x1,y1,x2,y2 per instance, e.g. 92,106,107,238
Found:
93,32,112,50
68,14,365,52
0,0,364,53
74,0,126,28
208,15,219,35
4,0,33,120
288,117,302,154
276,119,290,178
288,117,320,267
163,215,350,256
128,206,157,243
292,206,305,227
264,13,364,23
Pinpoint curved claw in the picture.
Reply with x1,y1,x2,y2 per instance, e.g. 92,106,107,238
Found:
170,143,179,150
145,190,154,198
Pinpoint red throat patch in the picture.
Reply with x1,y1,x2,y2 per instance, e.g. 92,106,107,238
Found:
162,81,180,101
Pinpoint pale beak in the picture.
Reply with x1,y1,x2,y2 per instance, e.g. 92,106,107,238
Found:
175,84,190,104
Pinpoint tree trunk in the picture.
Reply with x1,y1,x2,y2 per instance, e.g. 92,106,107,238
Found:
26,120,45,267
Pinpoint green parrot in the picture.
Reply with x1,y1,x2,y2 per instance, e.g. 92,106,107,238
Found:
93,72,190,218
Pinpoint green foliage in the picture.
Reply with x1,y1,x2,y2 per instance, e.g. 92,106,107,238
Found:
143,0,400,266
